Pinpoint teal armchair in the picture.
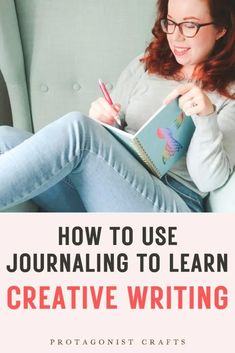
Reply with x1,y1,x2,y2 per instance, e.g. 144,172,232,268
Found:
0,0,234,212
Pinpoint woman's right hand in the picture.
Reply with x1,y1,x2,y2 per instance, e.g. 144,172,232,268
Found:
89,97,121,125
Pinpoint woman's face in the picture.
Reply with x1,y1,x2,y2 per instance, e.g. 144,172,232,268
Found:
166,0,225,76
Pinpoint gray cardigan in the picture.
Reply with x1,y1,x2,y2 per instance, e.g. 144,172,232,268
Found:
111,55,235,198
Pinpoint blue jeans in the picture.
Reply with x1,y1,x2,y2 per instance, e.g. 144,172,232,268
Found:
0,112,203,212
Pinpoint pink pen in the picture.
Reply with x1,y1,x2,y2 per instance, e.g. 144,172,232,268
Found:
98,79,121,126
98,79,113,105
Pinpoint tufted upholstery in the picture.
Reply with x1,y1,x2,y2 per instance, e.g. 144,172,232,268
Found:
0,0,234,212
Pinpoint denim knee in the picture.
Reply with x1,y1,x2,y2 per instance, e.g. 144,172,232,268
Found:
0,125,15,140
0,125,32,153
54,112,97,143
58,111,88,126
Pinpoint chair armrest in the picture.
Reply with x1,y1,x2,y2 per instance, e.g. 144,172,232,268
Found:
206,172,235,212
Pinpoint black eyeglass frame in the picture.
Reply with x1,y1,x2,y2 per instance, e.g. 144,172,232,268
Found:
160,18,216,38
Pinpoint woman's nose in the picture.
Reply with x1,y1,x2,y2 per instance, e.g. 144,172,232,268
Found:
172,26,185,41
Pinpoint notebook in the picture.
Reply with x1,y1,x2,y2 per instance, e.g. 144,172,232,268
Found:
100,99,195,178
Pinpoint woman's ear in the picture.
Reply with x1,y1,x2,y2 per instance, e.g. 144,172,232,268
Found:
216,27,227,40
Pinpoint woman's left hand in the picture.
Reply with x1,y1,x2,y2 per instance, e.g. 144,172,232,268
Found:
163,83,215,117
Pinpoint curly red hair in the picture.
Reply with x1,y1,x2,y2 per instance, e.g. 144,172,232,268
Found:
141,0,235,99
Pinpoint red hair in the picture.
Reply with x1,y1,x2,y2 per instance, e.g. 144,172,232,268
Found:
141,0,235,99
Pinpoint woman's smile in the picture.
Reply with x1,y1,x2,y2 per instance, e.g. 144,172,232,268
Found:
173,46,191,57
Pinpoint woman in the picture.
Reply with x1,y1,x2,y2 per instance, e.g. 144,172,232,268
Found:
0,0,234,212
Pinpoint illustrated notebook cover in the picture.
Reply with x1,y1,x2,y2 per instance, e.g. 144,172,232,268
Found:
101,99,195,178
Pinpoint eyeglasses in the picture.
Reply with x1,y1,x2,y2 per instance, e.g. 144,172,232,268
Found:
160,18,215,38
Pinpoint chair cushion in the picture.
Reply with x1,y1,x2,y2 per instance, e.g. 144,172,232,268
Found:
207,172,235,212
